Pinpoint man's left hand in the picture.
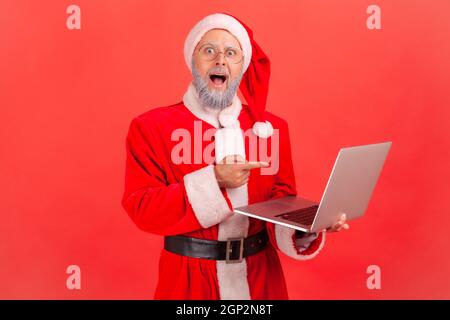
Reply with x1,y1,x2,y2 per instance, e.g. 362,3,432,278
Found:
326,213,350,232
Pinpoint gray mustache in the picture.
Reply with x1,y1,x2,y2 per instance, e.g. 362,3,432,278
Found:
207,67,229,78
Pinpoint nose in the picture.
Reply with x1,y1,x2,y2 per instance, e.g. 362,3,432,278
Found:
215,52,226,67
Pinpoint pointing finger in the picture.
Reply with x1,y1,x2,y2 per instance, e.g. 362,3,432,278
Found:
240,161,270,170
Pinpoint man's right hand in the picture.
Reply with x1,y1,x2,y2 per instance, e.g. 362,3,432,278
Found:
213,155,270,189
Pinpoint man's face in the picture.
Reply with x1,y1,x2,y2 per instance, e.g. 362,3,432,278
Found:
192,29,244,109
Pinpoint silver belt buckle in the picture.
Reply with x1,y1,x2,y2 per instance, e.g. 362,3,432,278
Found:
225,237,244,264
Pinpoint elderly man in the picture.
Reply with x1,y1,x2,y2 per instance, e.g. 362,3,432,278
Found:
121,13,349,300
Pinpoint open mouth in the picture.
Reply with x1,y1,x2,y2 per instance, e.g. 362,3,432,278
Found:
209,74,228,88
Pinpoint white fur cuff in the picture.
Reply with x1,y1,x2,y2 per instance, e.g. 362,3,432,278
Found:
184,165,233,228
274,225,326,261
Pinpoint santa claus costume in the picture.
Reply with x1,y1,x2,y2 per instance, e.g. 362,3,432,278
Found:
121,13,325,300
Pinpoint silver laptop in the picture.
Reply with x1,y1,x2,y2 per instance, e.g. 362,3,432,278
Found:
234,142,392,233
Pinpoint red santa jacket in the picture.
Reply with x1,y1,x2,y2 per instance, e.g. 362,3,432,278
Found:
121,83,326,299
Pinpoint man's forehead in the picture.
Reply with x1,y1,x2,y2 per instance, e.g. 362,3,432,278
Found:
198,29,242,48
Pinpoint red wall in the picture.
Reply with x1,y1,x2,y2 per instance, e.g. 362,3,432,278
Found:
1,0,449,299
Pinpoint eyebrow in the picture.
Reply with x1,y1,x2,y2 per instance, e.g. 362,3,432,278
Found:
198,41,241,50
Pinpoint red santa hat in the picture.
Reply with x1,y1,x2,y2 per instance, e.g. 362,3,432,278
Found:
184,13,274,138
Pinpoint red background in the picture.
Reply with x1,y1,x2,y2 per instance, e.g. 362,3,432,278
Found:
1,0,449,299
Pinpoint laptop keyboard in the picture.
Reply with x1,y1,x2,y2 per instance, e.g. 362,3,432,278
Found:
275,205,319,226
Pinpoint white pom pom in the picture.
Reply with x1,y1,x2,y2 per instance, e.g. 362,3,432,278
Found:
252,121,274,138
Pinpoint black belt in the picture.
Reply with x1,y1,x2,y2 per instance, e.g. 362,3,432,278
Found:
164,229,269,264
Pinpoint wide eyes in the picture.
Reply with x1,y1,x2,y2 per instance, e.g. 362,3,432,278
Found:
198,44,243,64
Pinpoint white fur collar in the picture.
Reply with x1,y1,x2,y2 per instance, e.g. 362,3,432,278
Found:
182,82,242,129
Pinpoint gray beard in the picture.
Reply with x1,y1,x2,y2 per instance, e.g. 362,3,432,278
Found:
191,60,243,110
